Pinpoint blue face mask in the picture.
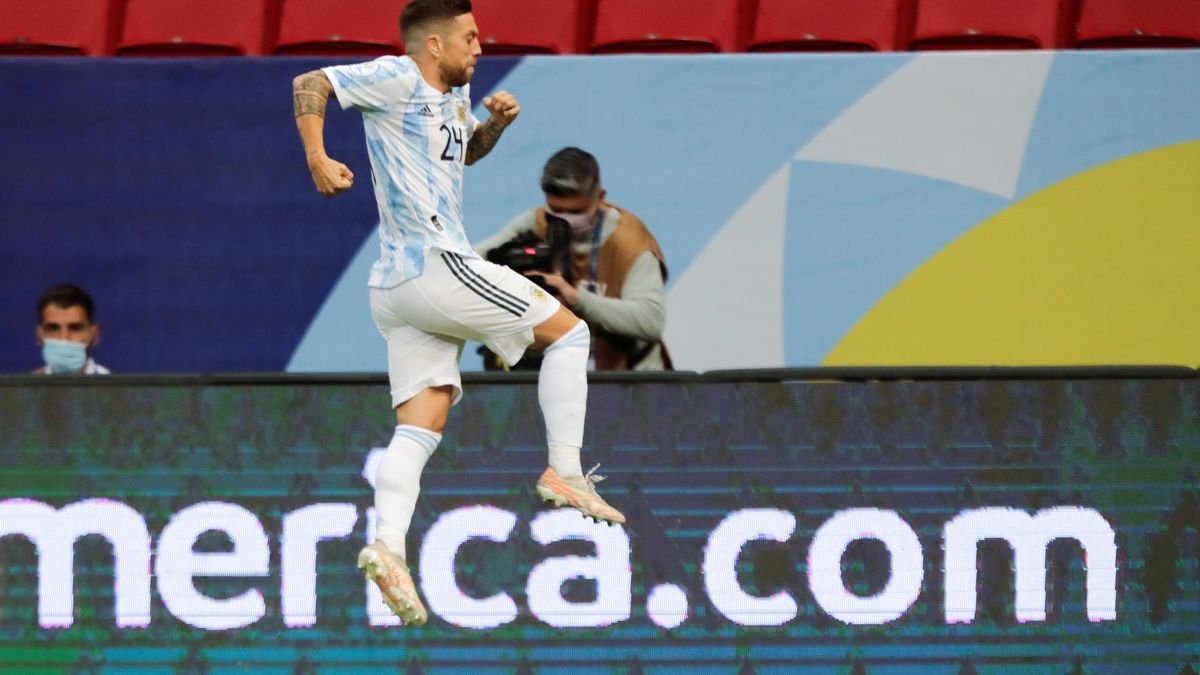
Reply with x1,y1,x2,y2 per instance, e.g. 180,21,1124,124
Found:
42,339,88,374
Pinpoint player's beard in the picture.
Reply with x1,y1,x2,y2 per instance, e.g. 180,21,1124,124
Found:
440,61,472,88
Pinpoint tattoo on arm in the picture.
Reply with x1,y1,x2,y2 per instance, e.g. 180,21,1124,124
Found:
465,118,507,165
293,71,334,119
294,93,326,118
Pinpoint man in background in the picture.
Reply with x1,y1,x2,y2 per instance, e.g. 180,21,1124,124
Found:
34,283,109,375
476,147,671,370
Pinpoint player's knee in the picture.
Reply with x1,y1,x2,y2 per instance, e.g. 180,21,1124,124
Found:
545,319,590,354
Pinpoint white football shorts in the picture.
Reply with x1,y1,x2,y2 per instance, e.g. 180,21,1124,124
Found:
369,249,561,407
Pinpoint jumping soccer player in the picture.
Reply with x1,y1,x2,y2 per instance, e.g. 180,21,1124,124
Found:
290,0,624,626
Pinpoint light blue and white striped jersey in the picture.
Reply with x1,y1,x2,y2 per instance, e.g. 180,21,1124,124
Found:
323,56,481,288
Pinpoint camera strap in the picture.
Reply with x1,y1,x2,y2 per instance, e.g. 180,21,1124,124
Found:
561,210,606,291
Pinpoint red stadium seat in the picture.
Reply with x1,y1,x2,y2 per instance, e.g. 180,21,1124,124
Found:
117,0,269,56
909,0,1062,50
0,0,116,56
1074,0,1200,49
472,0,587,55
590,0,741,54
748,0,904,52
275,0,405,57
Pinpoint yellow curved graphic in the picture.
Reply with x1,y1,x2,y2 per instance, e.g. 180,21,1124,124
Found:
825,141,1200,366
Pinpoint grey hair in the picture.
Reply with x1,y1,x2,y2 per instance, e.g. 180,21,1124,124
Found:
540,147,600,197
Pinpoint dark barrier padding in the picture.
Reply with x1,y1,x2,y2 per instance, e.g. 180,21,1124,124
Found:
0,365,1195,389
1,376,1198,671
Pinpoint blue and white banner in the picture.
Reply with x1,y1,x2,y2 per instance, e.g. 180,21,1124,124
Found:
2,51,1197,373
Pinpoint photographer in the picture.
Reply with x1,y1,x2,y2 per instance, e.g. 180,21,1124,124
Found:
475,147,670,370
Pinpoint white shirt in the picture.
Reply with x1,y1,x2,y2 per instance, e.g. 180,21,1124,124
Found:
36,358,110,375
323,56,481,288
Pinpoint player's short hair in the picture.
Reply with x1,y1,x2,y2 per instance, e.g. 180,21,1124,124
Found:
38,283,95,323
541,147,601,198
400,0,472,48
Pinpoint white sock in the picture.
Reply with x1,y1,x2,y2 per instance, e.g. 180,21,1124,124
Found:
539,320,590,478
374,424,441,559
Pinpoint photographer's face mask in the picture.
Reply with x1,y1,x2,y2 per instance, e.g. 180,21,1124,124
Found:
547,208,600,238
546,187,606,239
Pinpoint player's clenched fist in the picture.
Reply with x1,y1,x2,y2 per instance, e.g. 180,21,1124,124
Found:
307,152,354,197
482,91,520,129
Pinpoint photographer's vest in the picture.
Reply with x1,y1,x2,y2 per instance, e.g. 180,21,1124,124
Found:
534,204,672,370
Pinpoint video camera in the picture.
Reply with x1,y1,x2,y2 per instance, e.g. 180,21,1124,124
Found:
484,215,571,288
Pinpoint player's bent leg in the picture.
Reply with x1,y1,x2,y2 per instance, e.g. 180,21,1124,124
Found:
360,386,452,626
532,312,626,525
